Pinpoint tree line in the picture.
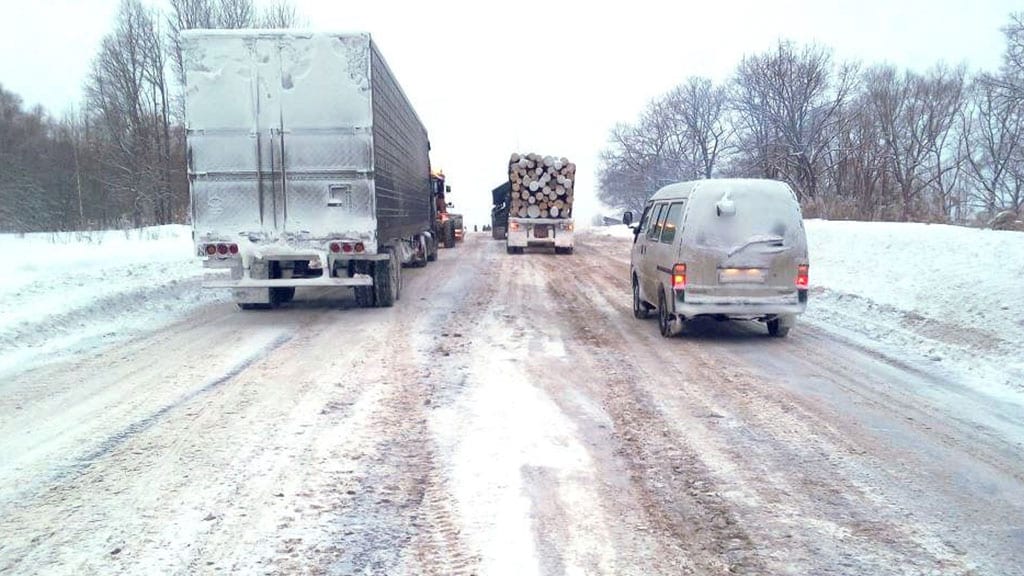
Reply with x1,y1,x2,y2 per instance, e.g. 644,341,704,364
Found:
0,0,300,233
598,13,1024,225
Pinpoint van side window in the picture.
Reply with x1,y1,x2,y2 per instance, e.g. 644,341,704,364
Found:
659,201,686,244
646,204,667,241
637,205,654,236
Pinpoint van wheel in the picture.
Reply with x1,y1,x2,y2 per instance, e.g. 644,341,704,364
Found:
658,290,675,338
633,277,650,319
767,316,792,338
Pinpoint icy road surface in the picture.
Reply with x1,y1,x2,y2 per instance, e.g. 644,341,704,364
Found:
1,233,1022,575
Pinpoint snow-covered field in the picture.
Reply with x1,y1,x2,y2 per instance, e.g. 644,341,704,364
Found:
0,225,225,377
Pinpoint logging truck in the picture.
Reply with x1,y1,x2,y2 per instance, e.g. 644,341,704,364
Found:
183,30,441,309
505,153,575,255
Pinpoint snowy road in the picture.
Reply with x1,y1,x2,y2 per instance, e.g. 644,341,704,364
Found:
1,233,1022,575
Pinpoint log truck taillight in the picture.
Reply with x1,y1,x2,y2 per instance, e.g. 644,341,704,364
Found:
509,222,520,232
672,263,687,291
796,264,809,289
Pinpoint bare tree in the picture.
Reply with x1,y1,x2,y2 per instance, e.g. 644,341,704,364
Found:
965,75,1024,216
731,41,857,204
261,0,303,28
867,64,966,221
663,77,732,179
217,0,256,28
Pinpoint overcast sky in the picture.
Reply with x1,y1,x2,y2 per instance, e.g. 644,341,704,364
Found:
2,0,1019,225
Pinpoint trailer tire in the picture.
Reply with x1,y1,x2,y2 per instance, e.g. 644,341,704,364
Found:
427,236,438,262
410,234,428,268
238,303,270,311
373,249,400,308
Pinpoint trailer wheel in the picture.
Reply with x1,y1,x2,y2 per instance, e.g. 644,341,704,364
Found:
427,236,438,262
410,234,428,268
373,249,400,308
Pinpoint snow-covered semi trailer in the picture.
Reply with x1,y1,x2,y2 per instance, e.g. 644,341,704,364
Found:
183,30,438,309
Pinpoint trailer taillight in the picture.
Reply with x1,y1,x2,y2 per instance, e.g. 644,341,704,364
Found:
228,243,238,255
509,222,520,232
342,243,354,253
672,263,687,290
205,244,217,256
796,264,809,289
216,243,228,255
354,242,365,253
330,242,341,253
562,222,574,231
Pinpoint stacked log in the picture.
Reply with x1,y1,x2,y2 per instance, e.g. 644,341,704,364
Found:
507,153,575,219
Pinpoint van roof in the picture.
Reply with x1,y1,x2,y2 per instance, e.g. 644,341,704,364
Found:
648,178,793,202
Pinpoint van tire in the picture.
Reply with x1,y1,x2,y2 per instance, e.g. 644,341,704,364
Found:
767,316,792,338
658,289,675,338
633,277,650,319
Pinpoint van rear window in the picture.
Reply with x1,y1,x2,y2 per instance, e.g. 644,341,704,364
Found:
694,187,803,249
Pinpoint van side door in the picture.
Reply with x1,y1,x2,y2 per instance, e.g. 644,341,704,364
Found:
630,203,653,273
640,203,668,302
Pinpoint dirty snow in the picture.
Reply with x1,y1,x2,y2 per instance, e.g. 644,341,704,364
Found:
0,225,224,377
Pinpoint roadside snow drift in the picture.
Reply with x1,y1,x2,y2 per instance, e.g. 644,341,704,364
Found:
0,226,223,376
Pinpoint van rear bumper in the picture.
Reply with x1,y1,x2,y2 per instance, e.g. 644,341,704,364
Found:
673,292,806,318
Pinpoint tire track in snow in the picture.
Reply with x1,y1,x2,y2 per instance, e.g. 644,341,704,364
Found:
1,330,293,509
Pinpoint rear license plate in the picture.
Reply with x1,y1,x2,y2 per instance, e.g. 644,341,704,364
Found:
533,225,549,238
718,268,765,284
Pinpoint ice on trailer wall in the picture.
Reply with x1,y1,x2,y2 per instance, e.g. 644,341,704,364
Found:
182,31,384,243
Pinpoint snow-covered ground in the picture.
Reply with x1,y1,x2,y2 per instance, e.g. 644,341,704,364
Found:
0,225,225,377
591,220,1024,398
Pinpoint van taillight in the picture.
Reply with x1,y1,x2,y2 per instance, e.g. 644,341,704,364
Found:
797,264,809,289
672,263,687,290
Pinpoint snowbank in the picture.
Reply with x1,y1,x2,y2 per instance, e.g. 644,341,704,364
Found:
804,220,1024,347
0,226,224,376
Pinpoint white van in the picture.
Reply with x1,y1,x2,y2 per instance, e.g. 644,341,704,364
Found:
623,179,809,337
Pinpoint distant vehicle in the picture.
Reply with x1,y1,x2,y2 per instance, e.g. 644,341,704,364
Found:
432,171,458,249
625,179,809,337
504,153,575,255
183,30,442,309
